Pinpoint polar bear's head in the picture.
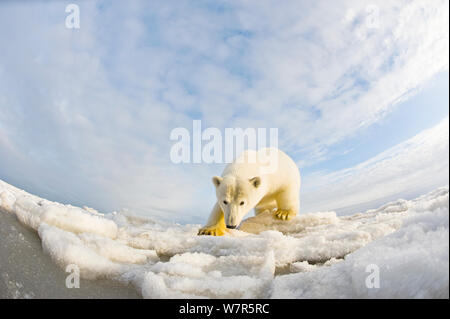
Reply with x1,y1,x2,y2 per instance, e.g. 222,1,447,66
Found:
212,175,261,229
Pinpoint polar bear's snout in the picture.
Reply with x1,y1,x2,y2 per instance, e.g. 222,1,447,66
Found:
224,207,242,229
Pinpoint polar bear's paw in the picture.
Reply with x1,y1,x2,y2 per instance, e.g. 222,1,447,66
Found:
197,224,226,236
275,209,296,221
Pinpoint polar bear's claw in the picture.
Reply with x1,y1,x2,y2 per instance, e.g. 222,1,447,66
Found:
197,225,226,236
275,209,295,221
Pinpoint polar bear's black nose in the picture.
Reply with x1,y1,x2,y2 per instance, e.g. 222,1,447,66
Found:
226,225,236,229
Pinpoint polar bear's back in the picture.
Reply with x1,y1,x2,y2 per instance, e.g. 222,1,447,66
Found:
222,148,300,189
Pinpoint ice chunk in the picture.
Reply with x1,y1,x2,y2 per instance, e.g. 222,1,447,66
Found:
0,179,448,298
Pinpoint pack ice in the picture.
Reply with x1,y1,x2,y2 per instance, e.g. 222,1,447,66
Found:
0,179,448,298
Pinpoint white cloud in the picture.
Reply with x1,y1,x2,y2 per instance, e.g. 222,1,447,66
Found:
232,0,449,163
0,0,448,221
301,118,450,213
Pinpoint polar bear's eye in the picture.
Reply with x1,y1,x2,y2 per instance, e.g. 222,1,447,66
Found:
223,200,229,205
240,201,245,206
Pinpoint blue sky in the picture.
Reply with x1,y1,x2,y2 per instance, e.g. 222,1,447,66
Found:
305,71,449,174
0,0,448,223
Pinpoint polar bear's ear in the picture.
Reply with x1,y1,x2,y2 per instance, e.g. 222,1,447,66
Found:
212,176,223,188
249,177,261,188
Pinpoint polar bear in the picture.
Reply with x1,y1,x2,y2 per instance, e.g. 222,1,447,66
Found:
198,148,301,236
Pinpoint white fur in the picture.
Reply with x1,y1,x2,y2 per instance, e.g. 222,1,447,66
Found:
199,148,301,235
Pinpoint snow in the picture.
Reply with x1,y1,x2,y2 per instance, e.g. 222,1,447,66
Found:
0,179,448,298
272,188,449,298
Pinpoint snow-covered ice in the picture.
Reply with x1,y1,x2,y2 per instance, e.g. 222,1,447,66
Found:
0,179,448,298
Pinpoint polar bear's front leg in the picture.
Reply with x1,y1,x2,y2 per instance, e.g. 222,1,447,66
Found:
274,189,299,221
197,203,227,236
